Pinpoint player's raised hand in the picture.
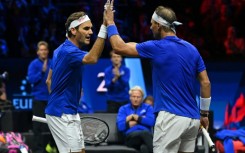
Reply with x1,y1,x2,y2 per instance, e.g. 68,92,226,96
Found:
104,0,113,10
103,0,115,26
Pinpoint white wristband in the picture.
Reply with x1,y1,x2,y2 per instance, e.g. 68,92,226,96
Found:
200,97,211,111
98,25,107,39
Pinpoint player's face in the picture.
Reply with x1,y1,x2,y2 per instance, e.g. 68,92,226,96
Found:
76,21,93,46
37,45,49,60
130,90,143,107
111,52,122,66
150,19,161,39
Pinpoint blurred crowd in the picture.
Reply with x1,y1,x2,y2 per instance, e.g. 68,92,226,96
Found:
0,0,244,60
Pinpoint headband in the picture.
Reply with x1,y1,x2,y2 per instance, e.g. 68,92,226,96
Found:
68,15,90,30
152,12,182,33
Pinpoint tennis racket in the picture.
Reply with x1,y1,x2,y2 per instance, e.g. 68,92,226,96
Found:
201,126,216,152
32,115,110,145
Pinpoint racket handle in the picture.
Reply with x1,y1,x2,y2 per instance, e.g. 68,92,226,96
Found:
210,145,216,153
32,115,47,124
201,126,216,152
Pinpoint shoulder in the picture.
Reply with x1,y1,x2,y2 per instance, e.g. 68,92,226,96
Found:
104,66,113,72
122,65,130,69
29,58,39,65
120,103,130,109
142,103,153,109
137,40,156,48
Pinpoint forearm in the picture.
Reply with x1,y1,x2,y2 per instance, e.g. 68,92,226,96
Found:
83,38,105,64
200,80,211,113
200,81,211,98
28,72,43,84
46,80,51,93
118,76,129,86
138,114,155,126
106,23,128,54
112,76,119,83
198,70,211,113
109,35,127,54
46,69,52,94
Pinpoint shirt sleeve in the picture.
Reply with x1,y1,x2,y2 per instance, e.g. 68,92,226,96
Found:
136,40,156,59
68,48,87,67
118,66,130,87
197,54,206,73
138,105,155,127
27,60,43,84
116,106,128,132
104,67,114,88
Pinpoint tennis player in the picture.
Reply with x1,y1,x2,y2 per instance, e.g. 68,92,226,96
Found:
104,1,211,153
45,9,107,153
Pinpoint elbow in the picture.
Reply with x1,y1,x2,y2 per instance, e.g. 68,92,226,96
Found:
83,56,98,64
90,58,98,64
202,80,211,88
45,79,49,85
113,48,124,55
111,43,125,55
46,79,51,86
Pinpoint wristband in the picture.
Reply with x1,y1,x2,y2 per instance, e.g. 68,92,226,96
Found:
200,113,209,117
200,97,211,111
98,25,107,39
107,25,119,38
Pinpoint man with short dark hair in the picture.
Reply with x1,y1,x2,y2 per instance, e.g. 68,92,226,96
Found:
104,50,130,113
45,5,107,153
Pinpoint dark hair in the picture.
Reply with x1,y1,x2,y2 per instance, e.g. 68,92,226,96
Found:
143,95,154,103
155,6,177,32
65,11,86,38
109,50,122,57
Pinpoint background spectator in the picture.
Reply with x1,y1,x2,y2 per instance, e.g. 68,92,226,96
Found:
143,95,154,106
117,86,155,153
27,41,56,153
0,0,244,60
224,26,245,58
104,50,130,113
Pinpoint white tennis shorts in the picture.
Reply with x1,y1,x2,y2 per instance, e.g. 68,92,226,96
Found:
46,114,85,153
153,111,200,153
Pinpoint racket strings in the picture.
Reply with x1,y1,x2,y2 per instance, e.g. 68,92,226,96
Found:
81,118,109,143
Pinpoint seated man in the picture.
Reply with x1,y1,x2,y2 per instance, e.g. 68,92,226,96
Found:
117,86,155,153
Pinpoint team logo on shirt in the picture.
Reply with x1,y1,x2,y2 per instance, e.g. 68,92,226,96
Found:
140,109,146,115
120,70,125,76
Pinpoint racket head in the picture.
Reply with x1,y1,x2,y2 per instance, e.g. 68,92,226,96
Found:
80,116,110,145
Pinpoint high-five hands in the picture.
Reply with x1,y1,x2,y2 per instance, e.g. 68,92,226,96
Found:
104,0,114,10
103,0,115,26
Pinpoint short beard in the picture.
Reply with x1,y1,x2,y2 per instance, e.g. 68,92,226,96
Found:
153,32,161,40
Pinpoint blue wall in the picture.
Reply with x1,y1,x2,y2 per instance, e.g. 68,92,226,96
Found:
205,62,245,128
